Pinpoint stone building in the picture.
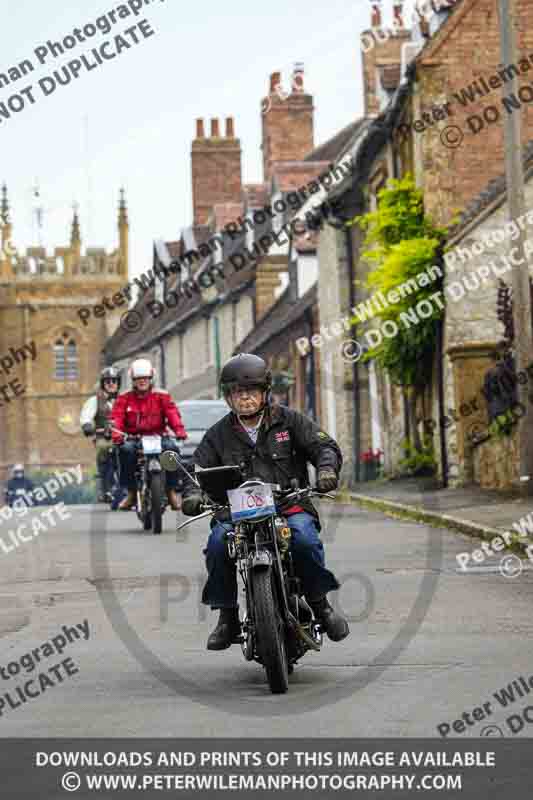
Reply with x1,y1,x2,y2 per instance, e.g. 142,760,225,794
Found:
441,146,533,489
388,0,533,487
301,0,533,490
0,187,129,478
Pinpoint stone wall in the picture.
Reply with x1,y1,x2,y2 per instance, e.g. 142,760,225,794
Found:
473,430,519,490
442,173,533,486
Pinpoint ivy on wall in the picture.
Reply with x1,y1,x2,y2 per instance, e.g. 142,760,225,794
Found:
349,174,448,452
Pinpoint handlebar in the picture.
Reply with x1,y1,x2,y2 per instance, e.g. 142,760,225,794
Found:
110,427,181,442
176,485,335,533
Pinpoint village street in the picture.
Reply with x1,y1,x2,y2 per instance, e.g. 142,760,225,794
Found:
1,499,532,738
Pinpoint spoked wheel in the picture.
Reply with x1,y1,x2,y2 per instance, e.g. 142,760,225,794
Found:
252,569,289,694
149,473,163,534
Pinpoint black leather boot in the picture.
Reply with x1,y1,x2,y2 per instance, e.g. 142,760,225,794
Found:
309,596,350,642
207,608,241,651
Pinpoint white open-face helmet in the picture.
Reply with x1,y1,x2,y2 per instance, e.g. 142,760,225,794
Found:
129,358,155,383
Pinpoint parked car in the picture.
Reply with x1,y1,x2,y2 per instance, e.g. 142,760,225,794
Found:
177,399,229,473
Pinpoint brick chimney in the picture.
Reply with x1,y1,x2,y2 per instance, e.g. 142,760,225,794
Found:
361,1,411,118
191,116,242,226
261,65,314,182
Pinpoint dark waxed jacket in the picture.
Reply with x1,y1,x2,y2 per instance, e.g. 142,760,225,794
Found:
182,404,342,524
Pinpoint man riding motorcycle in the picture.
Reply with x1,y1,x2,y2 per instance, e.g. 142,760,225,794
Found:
182,353,350,651
111,358,187,511
5,464,35,507
80,367,121,502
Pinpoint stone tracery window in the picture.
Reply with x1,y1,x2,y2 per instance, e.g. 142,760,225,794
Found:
54,333,78,380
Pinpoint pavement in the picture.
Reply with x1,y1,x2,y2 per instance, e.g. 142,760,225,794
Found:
350,477,533,546
2,501,533,738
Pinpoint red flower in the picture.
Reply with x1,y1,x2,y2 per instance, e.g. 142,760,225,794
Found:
360,448,384,463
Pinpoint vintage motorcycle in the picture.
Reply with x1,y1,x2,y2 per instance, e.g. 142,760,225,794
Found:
5,486,35,508
174,462,335,694
114,429,167,534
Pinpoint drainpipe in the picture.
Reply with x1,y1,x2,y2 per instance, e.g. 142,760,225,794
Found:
345,225,361,485
213,315,222,398
304,306,317,419
287,235,298,303
158,340,167,389
436,264,449,487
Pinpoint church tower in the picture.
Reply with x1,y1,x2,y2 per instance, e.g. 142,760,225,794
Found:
0,189,130,479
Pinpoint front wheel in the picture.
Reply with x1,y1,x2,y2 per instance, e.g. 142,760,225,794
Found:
252,569,289,694
149,472,163,534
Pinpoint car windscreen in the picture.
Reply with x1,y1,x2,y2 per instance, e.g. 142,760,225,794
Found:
180,404,228,431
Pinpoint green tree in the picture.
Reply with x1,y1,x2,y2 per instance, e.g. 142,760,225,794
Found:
351,174,448,452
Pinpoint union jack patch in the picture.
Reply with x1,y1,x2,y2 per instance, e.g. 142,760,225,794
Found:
275,430,290,442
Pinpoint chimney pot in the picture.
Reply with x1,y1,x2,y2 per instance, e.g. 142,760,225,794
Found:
196,118,205,138
225,117,235,137
393,3,404,27
371,1,382,27
211,118,220,137
292,62,305,93
270,71,282,93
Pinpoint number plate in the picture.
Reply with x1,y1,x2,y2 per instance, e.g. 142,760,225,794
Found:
227,484,276,522
141,435,162,454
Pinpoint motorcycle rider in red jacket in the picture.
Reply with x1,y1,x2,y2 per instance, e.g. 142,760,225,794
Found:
112,358,187,510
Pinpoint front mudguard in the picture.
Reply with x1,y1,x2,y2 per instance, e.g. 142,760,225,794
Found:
249,549,272,571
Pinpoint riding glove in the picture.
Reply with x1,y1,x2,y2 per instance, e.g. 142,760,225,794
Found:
182,495,204,516
317,469,338,493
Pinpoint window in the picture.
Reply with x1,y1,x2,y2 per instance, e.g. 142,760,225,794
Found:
54,333,78,380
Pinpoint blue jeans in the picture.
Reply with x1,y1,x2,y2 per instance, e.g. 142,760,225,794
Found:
96,441,116,493
118,436,181,490
202,512,340,609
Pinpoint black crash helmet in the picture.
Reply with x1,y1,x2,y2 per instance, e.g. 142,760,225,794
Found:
219,353,272,396
100,366,121,392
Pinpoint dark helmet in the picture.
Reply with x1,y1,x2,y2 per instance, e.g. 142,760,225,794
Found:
100,366,121,393
220,354,271,396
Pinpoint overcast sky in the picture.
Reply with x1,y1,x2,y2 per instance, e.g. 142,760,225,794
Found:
1,0,418,280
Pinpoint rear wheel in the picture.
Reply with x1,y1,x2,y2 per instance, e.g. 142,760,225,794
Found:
150,473,163,535
252,569,289,694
